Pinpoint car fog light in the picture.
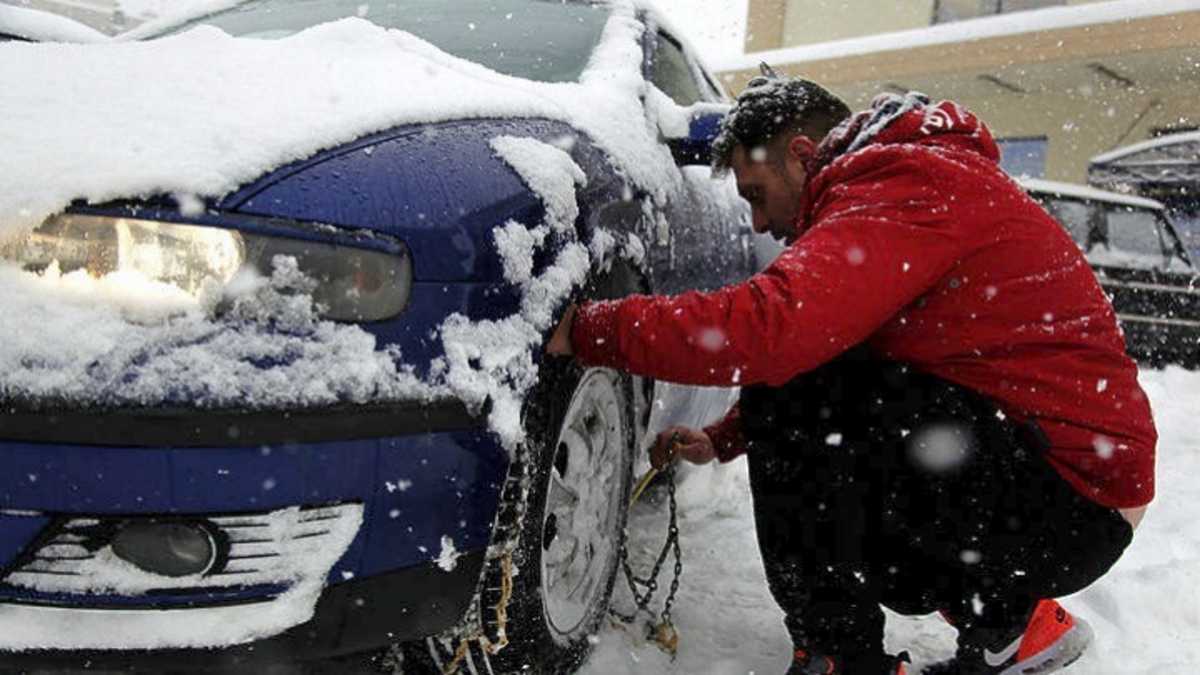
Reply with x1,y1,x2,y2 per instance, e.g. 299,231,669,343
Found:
111,522,218,577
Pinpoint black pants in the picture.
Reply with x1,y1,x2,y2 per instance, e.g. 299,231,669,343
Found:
739,347,1133,667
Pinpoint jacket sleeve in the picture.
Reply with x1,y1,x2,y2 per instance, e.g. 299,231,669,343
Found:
571,155,972,387
702,404,748,463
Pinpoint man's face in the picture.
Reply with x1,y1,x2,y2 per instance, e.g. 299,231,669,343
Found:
730,138,811,243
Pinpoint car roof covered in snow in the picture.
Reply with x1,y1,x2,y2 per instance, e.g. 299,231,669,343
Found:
1090,131,1200,165
1017,178,1164,211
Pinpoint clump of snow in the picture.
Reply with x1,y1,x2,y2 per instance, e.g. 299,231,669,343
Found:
588,228,619,273
435,535,462,572
493,220,548,287
490,136,587,234
430,136,593,451
385,479,414,493
623,233,647,266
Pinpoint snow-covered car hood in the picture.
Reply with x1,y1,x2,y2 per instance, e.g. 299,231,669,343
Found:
0,1,693,450
0,6,677,242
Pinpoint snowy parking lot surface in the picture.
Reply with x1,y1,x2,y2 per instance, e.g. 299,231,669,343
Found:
583,366,1200,675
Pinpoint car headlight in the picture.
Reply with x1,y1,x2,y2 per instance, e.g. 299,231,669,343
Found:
1,213,412,322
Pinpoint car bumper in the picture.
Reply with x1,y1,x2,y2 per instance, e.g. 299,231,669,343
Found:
0,397,484,448
0,549,485,671
0,398,507,660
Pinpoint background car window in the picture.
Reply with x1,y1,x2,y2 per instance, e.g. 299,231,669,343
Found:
651,31,705,106
1157,217,1197,272
1041,197,1094,249
165,0,608,83
1106,207,1166,259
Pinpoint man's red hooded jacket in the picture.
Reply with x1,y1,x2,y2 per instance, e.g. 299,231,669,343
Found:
570,97,1156,509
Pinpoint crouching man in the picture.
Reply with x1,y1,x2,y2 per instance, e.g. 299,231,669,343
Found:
548,73,1154,674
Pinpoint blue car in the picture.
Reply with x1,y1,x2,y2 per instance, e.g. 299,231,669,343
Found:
0,1,750,672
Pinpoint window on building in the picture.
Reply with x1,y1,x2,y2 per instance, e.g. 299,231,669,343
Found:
934,0,1066,24
997,136,1048,179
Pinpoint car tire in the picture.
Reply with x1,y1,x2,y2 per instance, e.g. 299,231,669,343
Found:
487,359,635,674
399,264,644,674
400,361,635,675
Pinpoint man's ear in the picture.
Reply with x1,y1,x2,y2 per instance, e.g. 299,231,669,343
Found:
787,135,817,161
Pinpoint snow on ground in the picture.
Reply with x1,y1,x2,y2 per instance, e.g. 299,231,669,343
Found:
581,366,1200,674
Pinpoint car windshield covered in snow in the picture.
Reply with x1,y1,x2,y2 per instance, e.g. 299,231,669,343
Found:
162,0,609,82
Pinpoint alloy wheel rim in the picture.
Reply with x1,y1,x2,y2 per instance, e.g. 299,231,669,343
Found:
540,368,625,641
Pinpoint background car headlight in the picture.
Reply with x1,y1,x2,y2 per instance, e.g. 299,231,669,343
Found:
0,213,411,322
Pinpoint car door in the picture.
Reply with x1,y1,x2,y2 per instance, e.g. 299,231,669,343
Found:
644,27,751,295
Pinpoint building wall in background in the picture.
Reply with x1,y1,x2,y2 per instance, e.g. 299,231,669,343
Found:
755,0,1111,50
781,0,933,48
744,0,789,53
909,83,1198,184
733,0,1199,187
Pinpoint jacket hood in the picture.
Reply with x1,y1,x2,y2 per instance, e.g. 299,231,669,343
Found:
810,92,1001,174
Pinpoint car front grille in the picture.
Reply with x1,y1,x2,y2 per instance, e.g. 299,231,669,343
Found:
3,503,362,597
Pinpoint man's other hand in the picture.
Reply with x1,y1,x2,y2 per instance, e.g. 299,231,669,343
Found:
546,304,577,356
650,426,715,470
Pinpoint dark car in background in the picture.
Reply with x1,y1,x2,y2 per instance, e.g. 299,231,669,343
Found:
1021,178,1200,368
0,1,747,673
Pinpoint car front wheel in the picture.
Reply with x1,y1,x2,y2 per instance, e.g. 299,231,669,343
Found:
492,362,634,673
406,360,635,675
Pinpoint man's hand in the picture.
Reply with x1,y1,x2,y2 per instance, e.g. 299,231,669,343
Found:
546,303,577,356
650,426,716,470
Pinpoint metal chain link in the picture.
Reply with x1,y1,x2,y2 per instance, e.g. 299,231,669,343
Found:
611,461,683,651
429,448,532,675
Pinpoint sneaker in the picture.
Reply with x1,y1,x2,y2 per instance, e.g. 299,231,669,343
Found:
925,599,1093,674
790,648,910,674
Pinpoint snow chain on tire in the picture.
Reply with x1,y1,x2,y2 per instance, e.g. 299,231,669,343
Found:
432,448,533,675
610,461,683,656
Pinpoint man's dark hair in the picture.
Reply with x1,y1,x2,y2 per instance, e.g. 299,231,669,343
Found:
712,70,851,174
